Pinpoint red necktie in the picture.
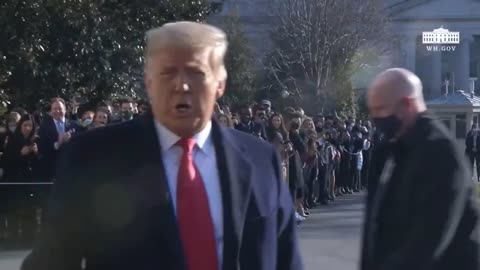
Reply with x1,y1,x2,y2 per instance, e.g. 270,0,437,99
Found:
176,138,219,270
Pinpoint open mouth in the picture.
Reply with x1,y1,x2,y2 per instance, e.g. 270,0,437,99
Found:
175,103,192,114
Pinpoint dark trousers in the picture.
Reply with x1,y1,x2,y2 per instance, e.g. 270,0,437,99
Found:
353,169,361,191
317,163,329,203
467,152,480,181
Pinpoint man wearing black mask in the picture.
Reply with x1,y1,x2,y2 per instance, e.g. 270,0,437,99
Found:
235,105,267,140
118,98,135,122
361,68,479,270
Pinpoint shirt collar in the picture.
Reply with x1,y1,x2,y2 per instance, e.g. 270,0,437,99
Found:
153,120,212,154
54,117,66,124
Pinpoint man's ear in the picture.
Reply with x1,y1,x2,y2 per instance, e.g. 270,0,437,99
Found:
215,80,226,99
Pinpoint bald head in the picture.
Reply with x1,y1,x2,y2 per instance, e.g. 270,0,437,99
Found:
369,68,424,104
368,68,427,139
368,68,426,117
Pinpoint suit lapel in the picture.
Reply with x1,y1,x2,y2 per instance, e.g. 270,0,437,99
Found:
211,120,252,270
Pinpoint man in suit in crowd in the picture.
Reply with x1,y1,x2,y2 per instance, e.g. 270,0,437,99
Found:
235,104,267,140
361,68,480,270
22,21,303,270
37,98,78,180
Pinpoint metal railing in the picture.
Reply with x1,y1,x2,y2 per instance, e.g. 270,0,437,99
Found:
0,181,53,250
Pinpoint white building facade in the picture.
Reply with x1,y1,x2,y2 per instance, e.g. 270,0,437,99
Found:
212,0,480,99
390,0,480,100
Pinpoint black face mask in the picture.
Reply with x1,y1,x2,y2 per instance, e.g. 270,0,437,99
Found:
372,115,401,140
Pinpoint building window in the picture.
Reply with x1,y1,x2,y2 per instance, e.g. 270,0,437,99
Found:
456,114,467,138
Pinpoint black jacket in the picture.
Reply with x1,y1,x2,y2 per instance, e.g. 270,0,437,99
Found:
361,113,480,270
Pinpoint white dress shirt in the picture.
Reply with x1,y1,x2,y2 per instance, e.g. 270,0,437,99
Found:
53,118,66,150
153,121,223,266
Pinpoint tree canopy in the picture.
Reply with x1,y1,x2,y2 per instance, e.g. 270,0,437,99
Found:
263,0,392,115
0,0,222,111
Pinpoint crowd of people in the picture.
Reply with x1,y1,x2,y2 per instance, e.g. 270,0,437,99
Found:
0,96,377,227
214,100,375,223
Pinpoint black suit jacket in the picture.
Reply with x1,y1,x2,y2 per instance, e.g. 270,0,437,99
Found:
37,115,78,180
361,113,480,270
22,112,303,270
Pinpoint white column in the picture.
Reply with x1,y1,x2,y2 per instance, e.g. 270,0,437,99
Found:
430,52,442,99
454,34,473,91
404,35,417,73
470,77,477,94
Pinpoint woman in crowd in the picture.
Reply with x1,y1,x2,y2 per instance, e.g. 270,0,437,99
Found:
300,117,316,142
303,136,319,210
266,113,292,184
338,130,353,195
89,108,110,129
2,114,39,181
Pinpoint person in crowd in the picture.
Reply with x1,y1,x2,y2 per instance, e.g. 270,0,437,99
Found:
89,107,110,129
266,112,293,185
360,126,372,189
465,123,480,181
116,97,135,122
1,114,41,246
260,99,272,117
32,110,44,130
36,98,78,180
137,99,150,115
361,68,480,270
266,112,289,142
3,112,22,150
235,104,267,140
78,110,94,131
8,112,22,132
285,112,307,222
325,130,339,201
216,112,233,128
253,104,268,126
22,21,303,270
300,117,315,143
230,112,240,126
303,136,319,211
2,114,39,181
270,131,292,184
338,130,353,195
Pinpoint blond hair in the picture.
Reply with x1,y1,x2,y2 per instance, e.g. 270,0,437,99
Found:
145,21,228,80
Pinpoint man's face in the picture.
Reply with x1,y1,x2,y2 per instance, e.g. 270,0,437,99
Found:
262,103,271,113
255,109,267,123
138,105,148,114
367,81,397,119
51,101,66,121
240,108,252,124
121,102,134,113
145,47,225,136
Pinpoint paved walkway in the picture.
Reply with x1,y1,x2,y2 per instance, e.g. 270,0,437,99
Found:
0,193,365,270
298,192,365,270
